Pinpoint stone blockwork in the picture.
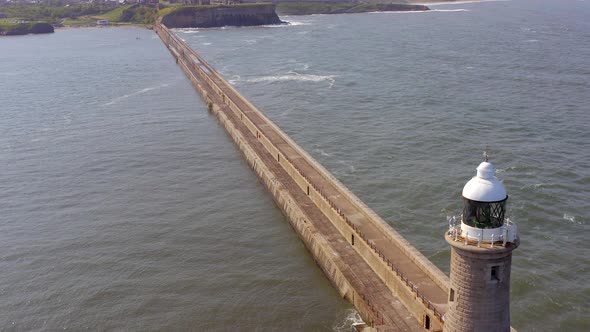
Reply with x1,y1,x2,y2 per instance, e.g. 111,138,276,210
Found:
444,235,517,332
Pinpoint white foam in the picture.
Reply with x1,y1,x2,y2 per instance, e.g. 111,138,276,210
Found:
432,8,470,12
314,148,332,157
176,29,200,34
260,23,294,28
369,10,429,14
369,8,468,14
421,0,510,6
333,309,363,332
563,213,581,224
244,71,335,87
103,83,169,106
228,75,242,85
287,21,312,26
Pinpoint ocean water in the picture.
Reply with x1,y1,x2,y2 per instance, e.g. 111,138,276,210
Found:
1,0,589,330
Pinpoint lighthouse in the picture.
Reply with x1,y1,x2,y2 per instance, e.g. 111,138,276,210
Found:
444,157,519,332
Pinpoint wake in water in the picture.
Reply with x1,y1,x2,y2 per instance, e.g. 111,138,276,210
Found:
102,83,169,106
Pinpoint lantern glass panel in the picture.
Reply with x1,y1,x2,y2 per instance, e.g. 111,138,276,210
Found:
462,198,506,229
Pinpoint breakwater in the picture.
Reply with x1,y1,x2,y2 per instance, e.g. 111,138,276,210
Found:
154,21,451,331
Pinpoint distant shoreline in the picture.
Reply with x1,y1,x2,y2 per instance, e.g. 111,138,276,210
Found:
275,2,430,16
54,23,150,31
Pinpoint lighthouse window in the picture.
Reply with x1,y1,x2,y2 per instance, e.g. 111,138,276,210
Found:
491,265,500,281
462,198,507,229
449,288,455,302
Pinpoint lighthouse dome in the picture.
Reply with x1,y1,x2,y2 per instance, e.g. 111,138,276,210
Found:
462,162,507,202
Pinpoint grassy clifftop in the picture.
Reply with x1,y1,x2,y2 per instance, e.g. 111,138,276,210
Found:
0,20,54,35
0,4,158,27
276,2,429,15
160,4,284,28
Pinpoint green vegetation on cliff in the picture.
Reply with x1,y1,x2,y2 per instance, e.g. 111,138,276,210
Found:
158,3,274,17
1,4,158,27
276,2,429,15
160,4,284,29
1,4,114,24
0,19,54,35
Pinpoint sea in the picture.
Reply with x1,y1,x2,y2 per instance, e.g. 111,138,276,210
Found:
1,0,588,330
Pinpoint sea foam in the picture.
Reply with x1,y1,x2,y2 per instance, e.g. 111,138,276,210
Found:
228,70,335,87
103,84,169,106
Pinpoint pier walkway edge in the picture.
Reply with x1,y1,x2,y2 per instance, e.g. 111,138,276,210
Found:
155,21,451,331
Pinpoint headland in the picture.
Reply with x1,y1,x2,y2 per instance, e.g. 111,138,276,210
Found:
160,4,284,29
0,20,53,35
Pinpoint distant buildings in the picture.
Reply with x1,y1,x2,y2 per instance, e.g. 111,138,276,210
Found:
181,0,211,4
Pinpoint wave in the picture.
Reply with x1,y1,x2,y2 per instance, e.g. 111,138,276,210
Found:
423,0,510,5
103,83,169,106
175,29,200,34
228,75,242,85
369,8,468,14
287,21,312,26
240,71,335,87
563,213,582,225
432,8,470,12
333,309,363,332
314,148,332,157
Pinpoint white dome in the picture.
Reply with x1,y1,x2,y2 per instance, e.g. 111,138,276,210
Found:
462,162,507,202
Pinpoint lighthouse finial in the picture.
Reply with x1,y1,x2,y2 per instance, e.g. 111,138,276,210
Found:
483,150,489,162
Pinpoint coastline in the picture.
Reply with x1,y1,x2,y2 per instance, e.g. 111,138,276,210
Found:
54,23,151,31
414,0,482,5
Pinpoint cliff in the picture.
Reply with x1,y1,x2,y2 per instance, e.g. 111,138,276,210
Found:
160,4,285,29
0,21,54,36
276,2,429,15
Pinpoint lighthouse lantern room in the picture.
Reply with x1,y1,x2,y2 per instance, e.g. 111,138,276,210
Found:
449,157,518,246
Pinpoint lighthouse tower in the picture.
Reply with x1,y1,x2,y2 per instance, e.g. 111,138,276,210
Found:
444,157,519,332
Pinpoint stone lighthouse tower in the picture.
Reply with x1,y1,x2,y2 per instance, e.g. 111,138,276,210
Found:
444,157,519,332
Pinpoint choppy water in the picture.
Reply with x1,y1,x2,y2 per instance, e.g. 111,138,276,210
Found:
1,0,589,330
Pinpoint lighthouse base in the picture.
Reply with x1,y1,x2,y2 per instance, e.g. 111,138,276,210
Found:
443,234,517,332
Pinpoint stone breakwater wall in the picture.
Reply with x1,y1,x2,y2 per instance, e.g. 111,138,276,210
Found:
155,22,450,331
161,4,284,28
